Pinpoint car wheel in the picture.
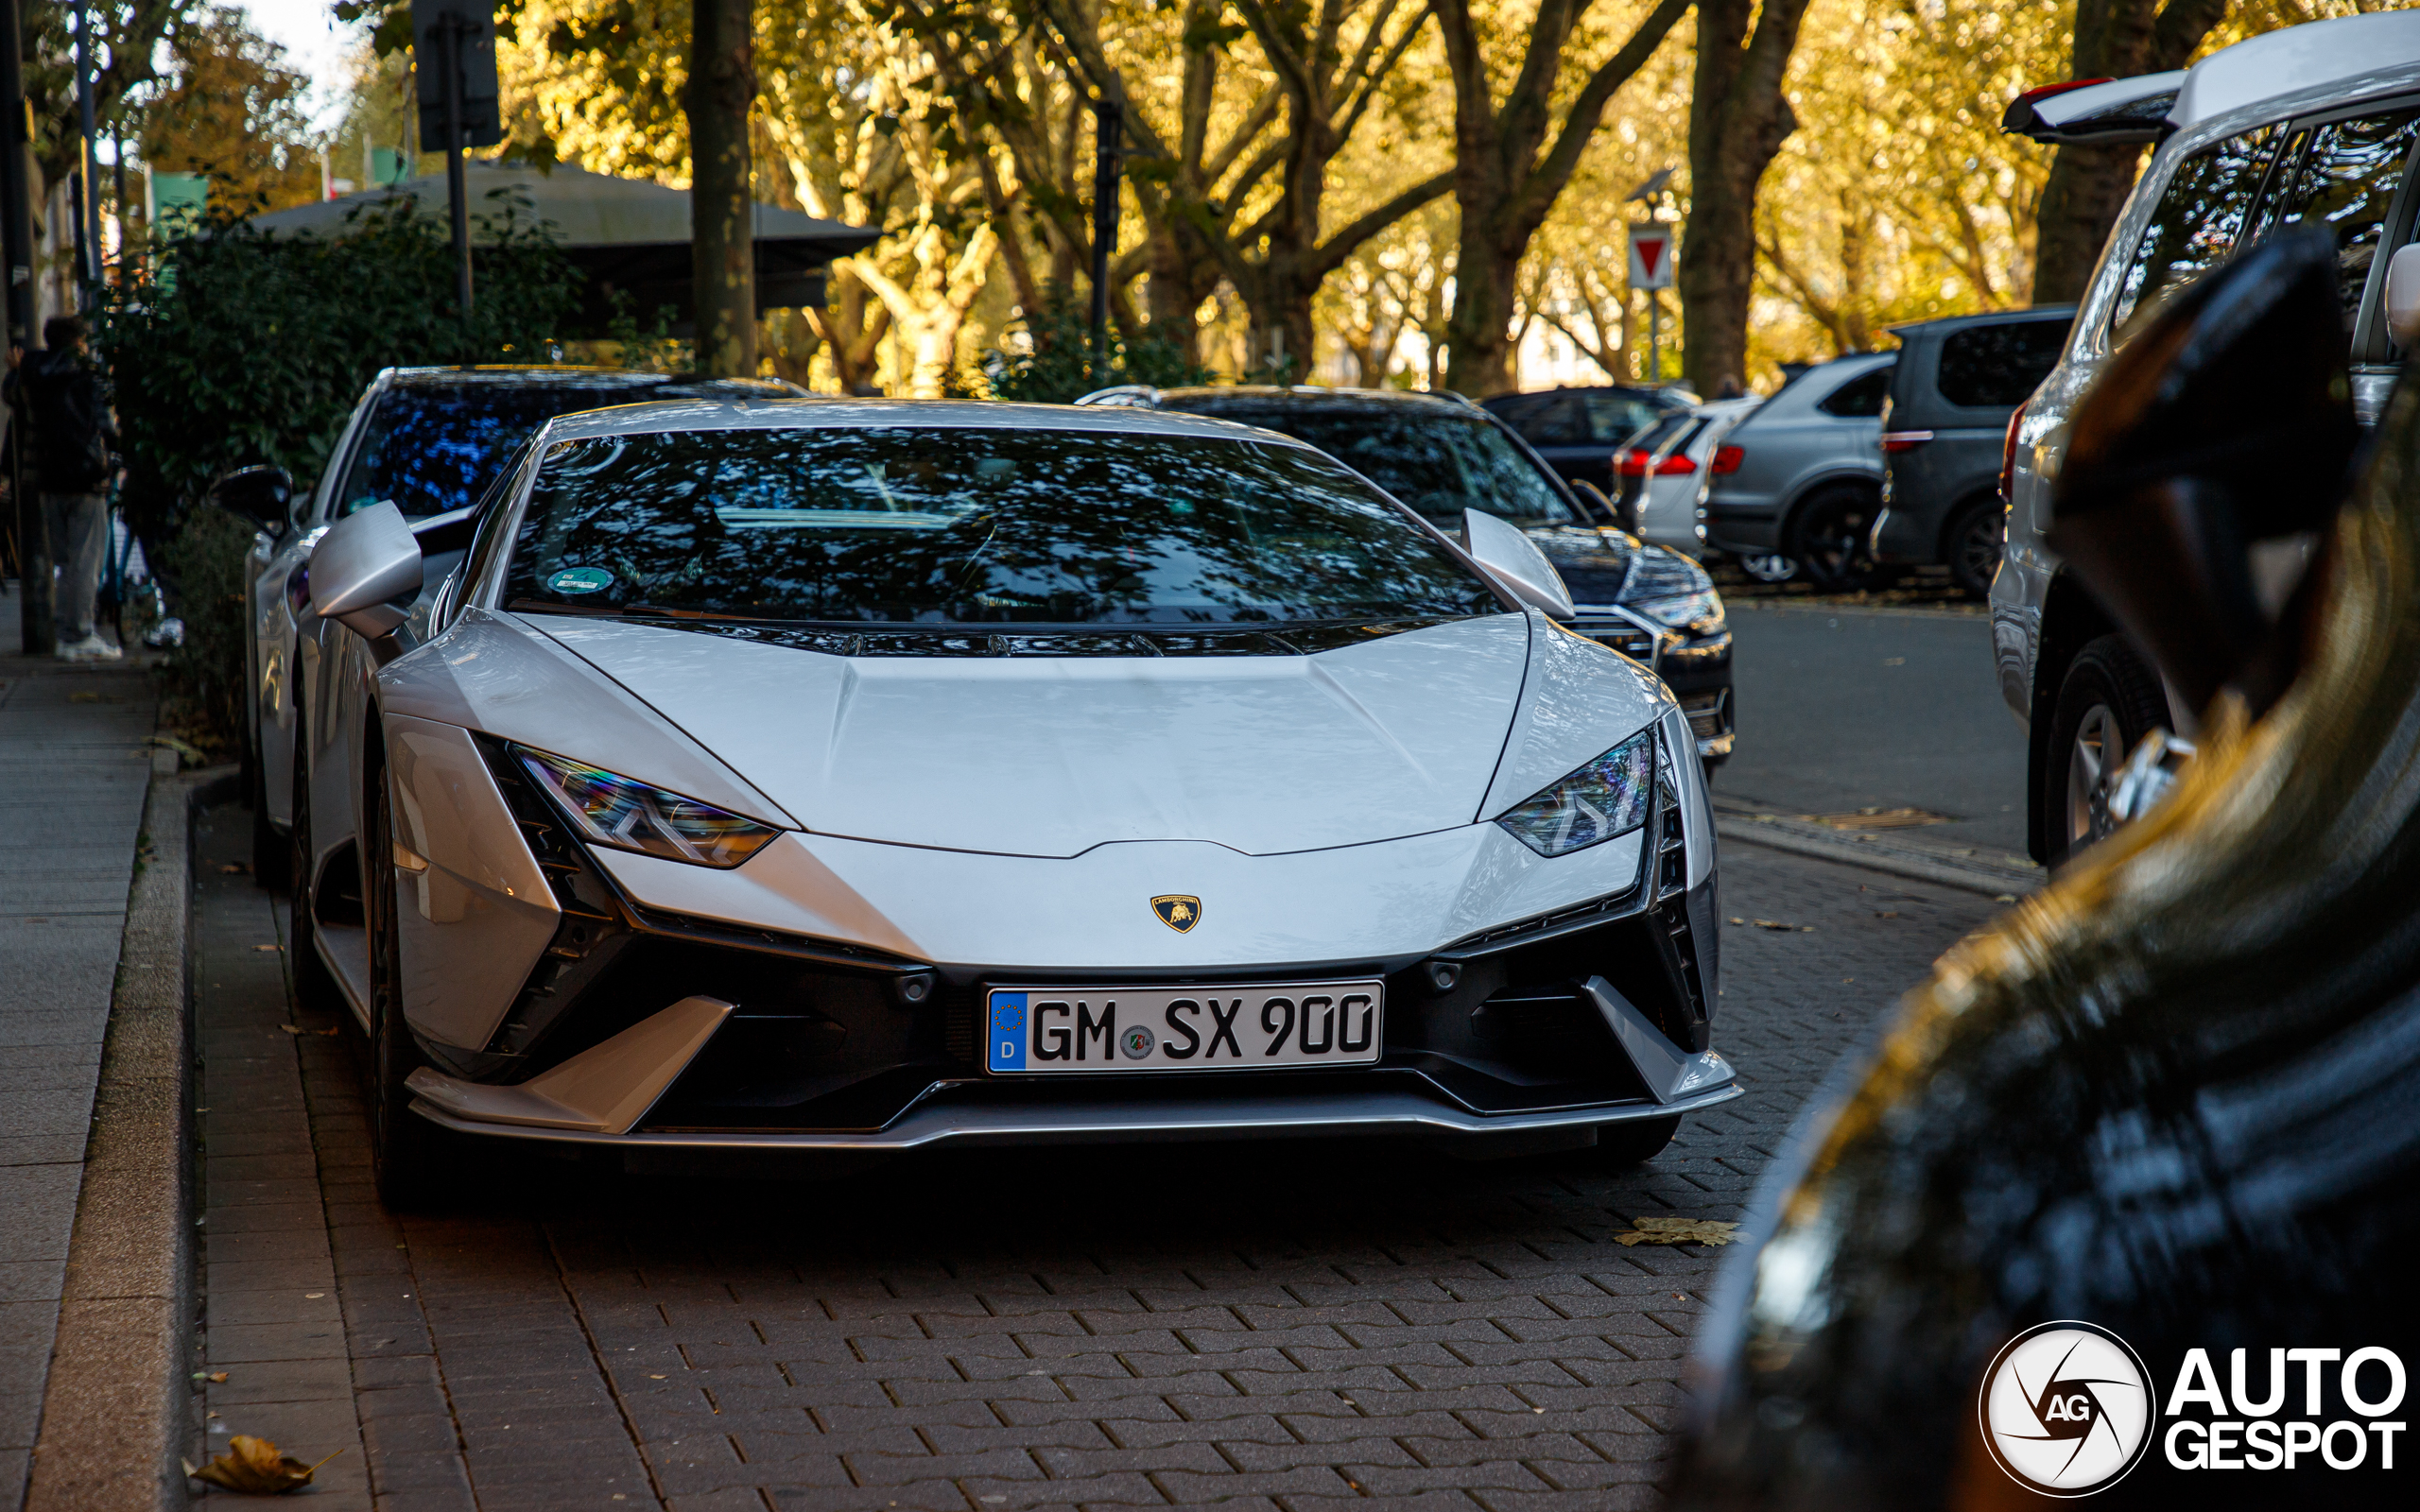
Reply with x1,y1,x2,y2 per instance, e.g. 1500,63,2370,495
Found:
1945,497,2005,598
287,730,344,1017
2045,635,2171,866
1738,553,1798,583
1596,1114,1683,1168
365,770,449,1209
1784,486,1886,592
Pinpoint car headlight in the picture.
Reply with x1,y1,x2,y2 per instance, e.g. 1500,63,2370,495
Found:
516,747,782,868
1630,586,1725,633
1495,729,1656,857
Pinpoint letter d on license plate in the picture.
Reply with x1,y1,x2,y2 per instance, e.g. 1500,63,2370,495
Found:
986,981,1383,1074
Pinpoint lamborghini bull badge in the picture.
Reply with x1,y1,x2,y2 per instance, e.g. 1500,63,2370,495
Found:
1152,895,1202,933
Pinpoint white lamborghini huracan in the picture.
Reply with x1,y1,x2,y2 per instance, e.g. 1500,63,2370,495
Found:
266,399,1737,1200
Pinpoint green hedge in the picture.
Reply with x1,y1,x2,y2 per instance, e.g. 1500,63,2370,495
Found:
95,199,579,747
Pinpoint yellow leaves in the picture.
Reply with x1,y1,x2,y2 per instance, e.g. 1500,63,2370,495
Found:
1616,1216,1743,1246
183,1436,342,1495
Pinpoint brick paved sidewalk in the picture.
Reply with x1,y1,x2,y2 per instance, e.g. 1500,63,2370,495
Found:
188,799,2000,1512
0,586,157,1512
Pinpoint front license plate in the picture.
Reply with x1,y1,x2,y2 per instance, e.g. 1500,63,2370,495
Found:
986,981,1385,1074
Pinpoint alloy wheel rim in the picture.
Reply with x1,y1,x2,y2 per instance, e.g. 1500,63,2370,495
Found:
1960,515,2002,588
2066,703,2123,848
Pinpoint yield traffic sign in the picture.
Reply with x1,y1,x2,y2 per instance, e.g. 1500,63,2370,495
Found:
1629,224,1676,290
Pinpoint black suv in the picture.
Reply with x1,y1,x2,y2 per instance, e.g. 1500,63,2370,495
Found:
1870,307,2074,594
1481,385,1699,499
1076,385,1736,764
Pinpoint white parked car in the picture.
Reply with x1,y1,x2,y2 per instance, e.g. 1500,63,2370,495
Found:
1616,398,1762,555
251,399,1739,1203
1995,8,2420,863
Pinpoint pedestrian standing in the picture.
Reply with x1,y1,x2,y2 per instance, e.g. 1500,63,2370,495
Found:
7,316,121,660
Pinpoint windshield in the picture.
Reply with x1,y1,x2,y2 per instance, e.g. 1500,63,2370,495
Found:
1209,407,1582,527
338,384,648,519
502,425,1500,626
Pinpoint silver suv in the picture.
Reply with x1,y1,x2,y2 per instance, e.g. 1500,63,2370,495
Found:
1699,353,1893,589
1996,9,2420,863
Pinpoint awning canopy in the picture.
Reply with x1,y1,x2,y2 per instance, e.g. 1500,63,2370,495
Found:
250,163,878,335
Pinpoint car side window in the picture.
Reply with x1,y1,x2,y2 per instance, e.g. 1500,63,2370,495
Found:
1515,395,1587,446
1936,321,2069,409
2111,127,2281,335
1582,393,1657,442
1818,368,1892,418
2267,106,2420,337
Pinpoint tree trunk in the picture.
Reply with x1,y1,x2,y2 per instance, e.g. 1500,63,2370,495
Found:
1678,0,1811,397
689,0,757,377
1435,0,1692,398
2031,0,2231,302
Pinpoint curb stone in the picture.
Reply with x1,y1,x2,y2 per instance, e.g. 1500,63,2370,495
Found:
24,760,236,1512
1714,812,2040,899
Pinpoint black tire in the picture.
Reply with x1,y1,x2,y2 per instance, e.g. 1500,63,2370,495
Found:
1596,1114,1683,1168
2043,634,2171,867
287,730,345,1017
1784,486,1886,592
1945,496,2006,598
365,771,450,1209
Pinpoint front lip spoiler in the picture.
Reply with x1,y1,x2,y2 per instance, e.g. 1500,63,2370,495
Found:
408,1075,1741,1151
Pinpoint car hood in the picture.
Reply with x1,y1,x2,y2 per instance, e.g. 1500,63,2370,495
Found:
1522,525,1703,609
528,613,1540,858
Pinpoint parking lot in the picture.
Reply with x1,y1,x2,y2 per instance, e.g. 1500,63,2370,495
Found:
186,607,2012,1512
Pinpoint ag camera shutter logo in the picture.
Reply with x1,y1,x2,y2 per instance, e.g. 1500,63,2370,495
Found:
1979,1321,2156,1496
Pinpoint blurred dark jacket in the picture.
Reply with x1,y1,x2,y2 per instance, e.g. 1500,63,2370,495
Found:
10,347,117,492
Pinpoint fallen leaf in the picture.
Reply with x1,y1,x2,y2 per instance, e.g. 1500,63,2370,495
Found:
190,1371,229,1383
1615,1216,1742,1246
147,733,206,763
1875,911,1899,919
279,1024,305,1034
1751,919,1797,932
255,944,283,953
186,1435,341,1494
220,863,251,874
1727,917,1744,925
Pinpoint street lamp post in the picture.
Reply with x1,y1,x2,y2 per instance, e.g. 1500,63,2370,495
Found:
1089,100,1122,381
76,0,100,288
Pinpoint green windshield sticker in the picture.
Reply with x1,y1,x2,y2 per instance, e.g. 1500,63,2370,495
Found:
547,566,614,595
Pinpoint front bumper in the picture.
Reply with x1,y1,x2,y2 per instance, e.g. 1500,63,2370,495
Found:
406,747,1732,1151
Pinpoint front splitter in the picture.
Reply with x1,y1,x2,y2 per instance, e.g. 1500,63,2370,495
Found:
408,1077,1742,1152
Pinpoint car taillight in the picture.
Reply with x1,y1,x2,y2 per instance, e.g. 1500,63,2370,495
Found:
1999,404,2027,503
1615,448,1651,477
1652,453,1697,475
1880,430,1936,454
1710,444,1744,475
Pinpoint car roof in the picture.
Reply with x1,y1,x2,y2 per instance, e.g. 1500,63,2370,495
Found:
537,397,1319,446
1123,385,1485,414
380,366,802,396
2175,9,2420,129
1884,304,2078,339
1478,384,1690,406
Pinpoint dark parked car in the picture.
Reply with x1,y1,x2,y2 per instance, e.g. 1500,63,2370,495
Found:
1871,306,2074,594
1481,384,1699,499
1077,385,1737,763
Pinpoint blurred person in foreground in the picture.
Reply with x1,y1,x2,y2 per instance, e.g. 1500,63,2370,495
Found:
7,316,122,660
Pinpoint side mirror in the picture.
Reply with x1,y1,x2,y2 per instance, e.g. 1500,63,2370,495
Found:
308,501,424,640
2386,242,2420,349
2050,225,2358,720
208,465,294,533
1463,508,1576,619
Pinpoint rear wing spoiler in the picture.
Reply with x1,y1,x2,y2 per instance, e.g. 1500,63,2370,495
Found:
2003,72,2185,145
